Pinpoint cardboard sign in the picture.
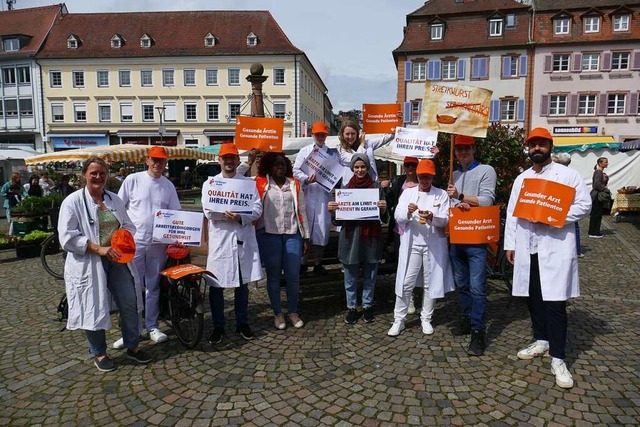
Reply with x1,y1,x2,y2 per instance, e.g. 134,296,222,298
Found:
202,176,258,214
335,188,380,221
513,178,576,227
419,82,492,138
235,116,284,152
299,147,342,192
362,103,401,134
152,209,204,246
448,205,500,244
392,127,438,159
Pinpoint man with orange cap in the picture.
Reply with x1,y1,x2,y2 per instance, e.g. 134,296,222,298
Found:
446,135,497,356
293,121,334,275
116,146,181,347
505,127,590,389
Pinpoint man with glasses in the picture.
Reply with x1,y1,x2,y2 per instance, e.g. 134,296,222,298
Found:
115,146,181,347
446,135,497,356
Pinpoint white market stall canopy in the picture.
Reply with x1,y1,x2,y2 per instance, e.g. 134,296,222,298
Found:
25,144,215,165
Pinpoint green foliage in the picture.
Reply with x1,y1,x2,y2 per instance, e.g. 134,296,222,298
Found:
338,109,363,126
22,230,53,242
10,193,63,216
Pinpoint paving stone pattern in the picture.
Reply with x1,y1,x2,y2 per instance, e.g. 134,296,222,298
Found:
0,217,639,426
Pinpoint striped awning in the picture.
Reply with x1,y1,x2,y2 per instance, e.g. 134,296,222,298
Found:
24,143,215,165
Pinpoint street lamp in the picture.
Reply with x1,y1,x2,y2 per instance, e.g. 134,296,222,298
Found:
155,106,166,146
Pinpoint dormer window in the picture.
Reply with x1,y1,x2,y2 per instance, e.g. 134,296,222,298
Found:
67,35,79,49
140,34,152,48
613,15,630,31
2,38,20,52
111,34,123,49
584,16,600,33
506,14,516,28
554,17,570,34
430,23,443,40
247,32,258,47
204,33,216,47
489,18,503,37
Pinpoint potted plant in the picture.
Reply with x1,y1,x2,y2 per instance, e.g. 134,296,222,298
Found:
15,230,53,259
11,193,63,235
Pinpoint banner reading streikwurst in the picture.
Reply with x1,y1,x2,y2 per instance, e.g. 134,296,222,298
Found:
512,179,576,228
418,82,492,138
235,116,284,152
448,205,500,244
362,103,401,134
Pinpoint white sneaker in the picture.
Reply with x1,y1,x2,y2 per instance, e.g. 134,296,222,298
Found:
149,328,168,343
421,321,434,335
551,359,574,389
387,321,405,337
407,297,416,315
517,341,549,360
112,337,125,349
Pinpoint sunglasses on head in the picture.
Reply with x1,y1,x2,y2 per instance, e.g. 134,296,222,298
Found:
404,162,418,167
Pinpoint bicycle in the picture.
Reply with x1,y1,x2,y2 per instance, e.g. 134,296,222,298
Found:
41,208,66,280
485,219,513,292
160,245,215,348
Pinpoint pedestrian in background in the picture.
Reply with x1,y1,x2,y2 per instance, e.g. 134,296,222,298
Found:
588,157,609,239
2,173,26,232
180,166,192,189
25,174,43,197
39,172,55,195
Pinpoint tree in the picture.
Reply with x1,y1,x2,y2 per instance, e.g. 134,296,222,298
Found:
337,109,362,127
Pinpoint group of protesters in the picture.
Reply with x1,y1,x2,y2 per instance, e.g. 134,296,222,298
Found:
55,121,592,390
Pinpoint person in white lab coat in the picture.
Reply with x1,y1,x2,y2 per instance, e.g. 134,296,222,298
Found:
505,127,591,389
387,159,454,337
293,121,334,275
202,142,263,344
58,157,152,372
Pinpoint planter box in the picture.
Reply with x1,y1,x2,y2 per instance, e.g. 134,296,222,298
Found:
12,216,48,236
16,244,41,259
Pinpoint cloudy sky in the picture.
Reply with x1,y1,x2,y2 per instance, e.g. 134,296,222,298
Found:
13,0,426,113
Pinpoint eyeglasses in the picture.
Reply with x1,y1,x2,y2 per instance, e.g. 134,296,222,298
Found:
403,163,418,168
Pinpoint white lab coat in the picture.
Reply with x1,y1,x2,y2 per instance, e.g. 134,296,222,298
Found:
394,186,455,298
293,143,333,246
338,134,394,185
58,187,138,331
504,162,591,301
202,173,263,288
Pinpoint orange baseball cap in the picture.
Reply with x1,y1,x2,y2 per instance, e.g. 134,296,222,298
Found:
148,146,168,159
111,228,136,264
526,127,553,144
403,156,419,164
454,135,475,146
311,121,329,134
218,142,239,157
416,159,436,176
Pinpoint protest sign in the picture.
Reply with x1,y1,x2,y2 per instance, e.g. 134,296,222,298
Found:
235,116,284,151
299,147,342,192
512,178,576,227
392,127,438,159
153,209,204,246
418,82,492,138
335,188,380,221
362,103,401,134
448,205,500,244
202,176,258,214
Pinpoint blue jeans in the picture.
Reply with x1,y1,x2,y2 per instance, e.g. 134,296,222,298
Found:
449,244,487,331
86,258,140,355
343,262,378,310
209,283,249,328
257,231,302,315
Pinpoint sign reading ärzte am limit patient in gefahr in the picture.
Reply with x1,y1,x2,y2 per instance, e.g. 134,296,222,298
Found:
152,209,204,246
391,127,438,159
235,116,284,152
512,178,576,228
299,147,343,192
202,176,258,214
362,103,402,134
448,205,500,244
335,188,380,221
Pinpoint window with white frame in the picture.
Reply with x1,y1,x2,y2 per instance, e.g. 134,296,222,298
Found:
411,101,420,123
19,98,33,116
162,69,174,86
205,35,215,47
228,68,240,86
141,69,153,87
184,69,196,86
118,70,131,87
72,71,84,87
413,62,427,81
97,70,109,87
274,68,285,85
17,67,30,84
612,52,630,70
582,53,600,71
553,54,570,72
185,103,197,121
442,60,457,80
74,103,87,122
206,68,218,86
273,102,286,119
2,68,16,85
506,56,518,77
50,71,62,88
554,18,570,35
120,103,133,122
111,36,122,49
51,104,64,121
549,95,567,116
489,19,503,36
430,24,443,40
247,33,257,46
142,104,155,121
607,93,625,114
228,101,241,120
3,38,19,52
206,103,219,121
584,16,600,33
578,94,597,115
140,35,151,48
500,99,516,121
67,37,78,49
98,104,111,122
4,99,17,117
614,15,630,31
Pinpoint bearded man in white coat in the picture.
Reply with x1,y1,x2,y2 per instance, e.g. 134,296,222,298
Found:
202,142,263,344
293,121,334,275
505,127,591,389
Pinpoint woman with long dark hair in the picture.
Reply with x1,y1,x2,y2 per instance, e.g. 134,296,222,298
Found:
588,157,609,238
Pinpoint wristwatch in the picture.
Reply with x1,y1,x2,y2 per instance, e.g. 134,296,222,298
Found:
458,193,464,201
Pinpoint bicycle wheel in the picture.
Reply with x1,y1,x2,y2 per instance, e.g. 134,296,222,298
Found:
168,275,205,348
41,233,65,280
498,251,514,292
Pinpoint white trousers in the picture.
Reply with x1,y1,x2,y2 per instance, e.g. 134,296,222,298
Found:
133,242,168,332
393,244,435,322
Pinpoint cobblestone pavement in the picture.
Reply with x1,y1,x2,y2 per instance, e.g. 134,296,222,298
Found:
1,216,639,426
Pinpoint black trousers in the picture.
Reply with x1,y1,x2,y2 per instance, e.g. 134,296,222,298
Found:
526,254,567,359
588,197,604,235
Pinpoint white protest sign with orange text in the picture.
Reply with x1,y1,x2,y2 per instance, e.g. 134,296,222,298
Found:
362,104,401,134
392,127,438,159
235,116,284,152
449,205,500,244
512,178,576,228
